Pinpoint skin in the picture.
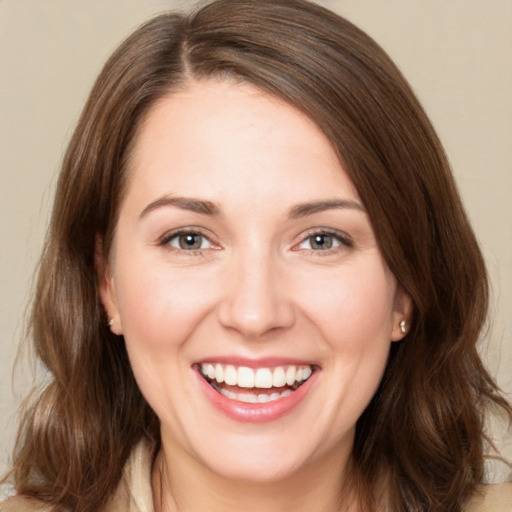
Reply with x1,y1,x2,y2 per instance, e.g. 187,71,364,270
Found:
99,79,412,511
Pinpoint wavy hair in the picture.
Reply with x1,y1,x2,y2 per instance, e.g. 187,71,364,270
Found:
5,1,511,510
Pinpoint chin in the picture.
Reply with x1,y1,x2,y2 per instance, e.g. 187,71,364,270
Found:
202,453,308,484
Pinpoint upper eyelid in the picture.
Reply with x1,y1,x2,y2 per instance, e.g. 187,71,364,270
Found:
297,228,352,243
159,227,217,246
292,228,353,251
157,226,352,249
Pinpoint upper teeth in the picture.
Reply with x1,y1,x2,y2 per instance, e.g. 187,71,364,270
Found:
200,363,313,389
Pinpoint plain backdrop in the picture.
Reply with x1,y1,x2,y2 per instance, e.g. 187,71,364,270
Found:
1,0,511,489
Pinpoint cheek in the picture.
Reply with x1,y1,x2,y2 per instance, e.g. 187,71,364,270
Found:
295,262,397,348
113,255,217,353
111,258,215,419
297,264,396,432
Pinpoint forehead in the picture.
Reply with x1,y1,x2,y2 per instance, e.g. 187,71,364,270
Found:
125,78,360,209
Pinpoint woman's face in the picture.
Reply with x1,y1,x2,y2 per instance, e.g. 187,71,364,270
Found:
100,79,410,483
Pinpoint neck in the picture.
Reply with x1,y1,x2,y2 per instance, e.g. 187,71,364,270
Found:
151,440,360,512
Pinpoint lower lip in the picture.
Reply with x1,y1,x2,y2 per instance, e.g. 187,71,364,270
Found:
195,370,316,423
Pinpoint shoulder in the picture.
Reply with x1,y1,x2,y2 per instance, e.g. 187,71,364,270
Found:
0,495,52,512
465,482,512,512
0,438,156,512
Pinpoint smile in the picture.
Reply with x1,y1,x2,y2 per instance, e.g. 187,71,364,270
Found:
199,363,314,404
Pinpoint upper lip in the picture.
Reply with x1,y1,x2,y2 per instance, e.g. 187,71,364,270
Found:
194,356,318,369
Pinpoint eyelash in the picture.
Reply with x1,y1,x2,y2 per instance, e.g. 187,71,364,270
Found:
159,228,217,255
158,228,353,256
294,229,353,255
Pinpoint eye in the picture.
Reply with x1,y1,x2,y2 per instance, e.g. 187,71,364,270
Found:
162,230,213,251
296,231,352,252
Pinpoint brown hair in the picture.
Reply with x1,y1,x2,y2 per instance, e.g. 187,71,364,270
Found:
5,0,510,510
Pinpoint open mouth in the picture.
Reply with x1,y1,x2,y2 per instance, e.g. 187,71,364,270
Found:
198,363,315,404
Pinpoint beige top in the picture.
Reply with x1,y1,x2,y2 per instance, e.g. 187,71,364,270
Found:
2,439,511,511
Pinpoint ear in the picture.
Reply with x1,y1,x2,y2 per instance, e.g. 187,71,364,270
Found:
95,234,123,335
390,285,413,342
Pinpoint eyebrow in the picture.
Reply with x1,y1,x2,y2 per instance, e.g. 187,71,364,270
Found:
139,196,364,220
288,199,365,218
139,196,222,219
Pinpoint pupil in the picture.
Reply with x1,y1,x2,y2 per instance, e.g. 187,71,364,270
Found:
180,234,201,249
312,235,332,250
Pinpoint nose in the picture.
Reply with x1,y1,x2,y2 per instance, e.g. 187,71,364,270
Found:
217,250,296,339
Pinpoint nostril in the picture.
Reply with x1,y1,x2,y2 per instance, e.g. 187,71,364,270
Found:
217,295,295,339
217,305,295,339
216,257,296,337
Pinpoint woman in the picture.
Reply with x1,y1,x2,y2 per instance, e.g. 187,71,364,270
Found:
2,0,511,510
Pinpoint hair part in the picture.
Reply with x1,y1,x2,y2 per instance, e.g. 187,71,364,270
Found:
5,1,510,510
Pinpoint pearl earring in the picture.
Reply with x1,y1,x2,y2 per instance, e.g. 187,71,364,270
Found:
399,320,406,334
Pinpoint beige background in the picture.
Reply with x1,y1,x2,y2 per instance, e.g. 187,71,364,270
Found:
1,0,511,489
